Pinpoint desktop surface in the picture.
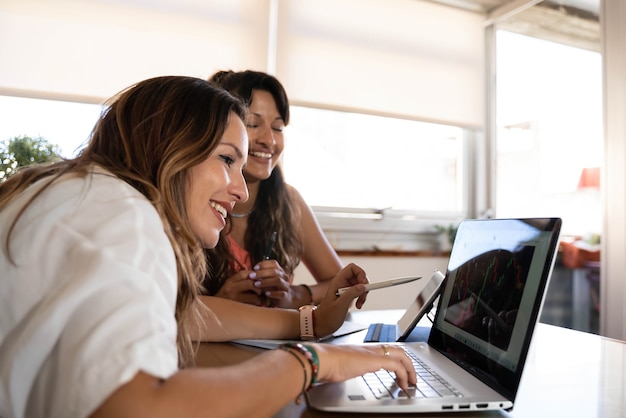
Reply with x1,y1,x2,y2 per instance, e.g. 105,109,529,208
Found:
195,310,625,418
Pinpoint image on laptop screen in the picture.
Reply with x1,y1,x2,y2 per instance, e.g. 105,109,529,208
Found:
442,245,533,353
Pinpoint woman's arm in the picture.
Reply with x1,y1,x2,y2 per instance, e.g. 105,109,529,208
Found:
194,295,300,341
194,263,371,342
288,185,343,304
90,343,416,418
89,349,311,418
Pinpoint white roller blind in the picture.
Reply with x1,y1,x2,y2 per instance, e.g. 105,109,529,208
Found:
275,0,485,127
0,0,485,127
0,0,270,101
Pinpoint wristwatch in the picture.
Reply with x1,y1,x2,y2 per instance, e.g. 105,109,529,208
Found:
298,304,317,341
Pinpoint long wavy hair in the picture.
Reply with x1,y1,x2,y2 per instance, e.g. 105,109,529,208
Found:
203,70,304,295
0,76,246,366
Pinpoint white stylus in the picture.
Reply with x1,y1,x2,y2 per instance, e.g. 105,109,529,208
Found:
335,276,421,296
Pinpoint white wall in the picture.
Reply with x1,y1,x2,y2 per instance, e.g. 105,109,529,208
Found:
294,255,449,311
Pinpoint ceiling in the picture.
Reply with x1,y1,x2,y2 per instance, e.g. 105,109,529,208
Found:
424,0,598,15
425,0,601,51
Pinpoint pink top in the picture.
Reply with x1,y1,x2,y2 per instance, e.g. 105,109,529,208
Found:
227,235,252,271
226,235,294,284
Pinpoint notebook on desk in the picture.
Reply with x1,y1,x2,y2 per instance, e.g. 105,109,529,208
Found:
307,217,562,414
363,269,445,343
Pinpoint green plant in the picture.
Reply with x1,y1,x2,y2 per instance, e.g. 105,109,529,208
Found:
0,135,62,182
435,223,458,246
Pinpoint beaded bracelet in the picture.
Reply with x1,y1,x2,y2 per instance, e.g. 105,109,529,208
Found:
279,342,320,387
278,346,309,404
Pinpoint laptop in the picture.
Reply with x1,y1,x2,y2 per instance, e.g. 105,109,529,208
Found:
307,217,562,413
363,269,445,343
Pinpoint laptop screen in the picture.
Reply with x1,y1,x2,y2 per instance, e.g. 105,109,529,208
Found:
428,218,561,400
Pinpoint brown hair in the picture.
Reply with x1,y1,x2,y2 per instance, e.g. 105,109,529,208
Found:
0,76,246,366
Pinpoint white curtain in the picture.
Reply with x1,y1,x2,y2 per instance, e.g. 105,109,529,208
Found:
0,0,271,101
0,0,484,127
275,0,485,127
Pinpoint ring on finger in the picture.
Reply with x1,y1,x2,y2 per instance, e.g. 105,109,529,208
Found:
381,344,390,357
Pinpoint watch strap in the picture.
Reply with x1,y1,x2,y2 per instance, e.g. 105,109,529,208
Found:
298,305,317,341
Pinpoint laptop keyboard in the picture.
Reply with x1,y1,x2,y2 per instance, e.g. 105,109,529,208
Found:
361,348,463,399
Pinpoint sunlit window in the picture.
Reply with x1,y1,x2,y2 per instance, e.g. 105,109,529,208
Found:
495,31,603,237
0,94,468,251
0,95,470,228
0,96,103,158
283,106,468,215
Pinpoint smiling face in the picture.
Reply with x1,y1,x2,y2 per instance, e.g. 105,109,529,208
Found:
243,89,285,183
187,112,249,248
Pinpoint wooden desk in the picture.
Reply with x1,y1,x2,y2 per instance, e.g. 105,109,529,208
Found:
196,310,625,418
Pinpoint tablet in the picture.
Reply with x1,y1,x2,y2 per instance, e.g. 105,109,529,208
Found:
363,270,445,343
395,269,445,341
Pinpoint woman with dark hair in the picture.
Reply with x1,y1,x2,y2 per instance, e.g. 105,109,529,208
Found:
0,76,415,418
206,70,342,308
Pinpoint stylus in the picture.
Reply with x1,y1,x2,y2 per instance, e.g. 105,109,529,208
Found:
336,276,421,296
263,231,277,260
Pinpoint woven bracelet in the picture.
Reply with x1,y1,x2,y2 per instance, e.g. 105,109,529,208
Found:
279,342,320,387
278,346,309,404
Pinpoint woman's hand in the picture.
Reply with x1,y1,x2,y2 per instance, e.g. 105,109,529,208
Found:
313,263,370,337
214,270,265,306
309,343,417,391
215,260,308,308
251,260,294,307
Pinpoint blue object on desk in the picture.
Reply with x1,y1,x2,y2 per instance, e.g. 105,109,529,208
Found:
363,323,396,342
363,324,430,343
405,325,431,342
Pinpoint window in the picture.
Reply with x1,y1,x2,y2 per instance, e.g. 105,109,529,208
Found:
0,95,472,251
283,107,468,214
0,96,103,158
282,107,474,251
494,31,603,238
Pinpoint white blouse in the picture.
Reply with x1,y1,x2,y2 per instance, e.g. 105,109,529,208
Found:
0,167,179,418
